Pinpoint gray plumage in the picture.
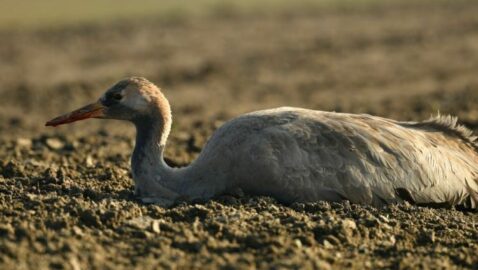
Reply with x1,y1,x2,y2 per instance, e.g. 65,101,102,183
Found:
46,77,478,209
165,108,478,209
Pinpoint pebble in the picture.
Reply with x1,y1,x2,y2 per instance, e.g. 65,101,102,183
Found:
381,223,393,231
46,138,65,150
389,236,396,245
85,155,94,168
324,235,341,246
16,138,32,148
428,231,436,243
69,257,81,270
316,260,332,270
25,159,46,167
175,132,190,141
126,216,153,230
341,219,357,231
322,239,334,249
151,220,161,234
379,215,390,223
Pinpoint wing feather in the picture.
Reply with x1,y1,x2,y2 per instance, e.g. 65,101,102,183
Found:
202,108,478,208
259,110,478,207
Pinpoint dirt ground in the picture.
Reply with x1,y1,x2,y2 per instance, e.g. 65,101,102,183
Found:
0,1,478,269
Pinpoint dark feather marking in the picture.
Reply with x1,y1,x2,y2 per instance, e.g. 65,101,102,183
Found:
395,188,416,204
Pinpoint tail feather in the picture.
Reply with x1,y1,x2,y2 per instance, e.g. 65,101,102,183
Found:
408,114,478,151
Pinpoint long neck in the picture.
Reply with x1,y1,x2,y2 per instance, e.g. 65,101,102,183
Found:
130,93,227,202
131,97,178,199
133,116,169,173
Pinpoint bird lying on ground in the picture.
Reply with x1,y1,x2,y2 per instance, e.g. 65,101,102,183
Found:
46,77,478,209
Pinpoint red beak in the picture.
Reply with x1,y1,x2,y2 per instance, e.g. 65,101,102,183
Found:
45,101,106,127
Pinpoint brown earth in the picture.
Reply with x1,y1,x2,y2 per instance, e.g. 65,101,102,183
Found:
0,1,478,269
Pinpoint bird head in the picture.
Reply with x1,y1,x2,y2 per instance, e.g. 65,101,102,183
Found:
46,77,169,127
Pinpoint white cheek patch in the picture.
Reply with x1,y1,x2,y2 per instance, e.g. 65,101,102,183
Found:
123,92,149,112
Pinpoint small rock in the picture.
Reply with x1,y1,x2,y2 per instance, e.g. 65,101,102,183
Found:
322,239,334,249
378,215,390,223
46,138,65,150
126,216,153,230
269,204,280,212
342,219,357,231
175,132,190,141
151,220,161,234
388,235,396,245
69,256,81,270
192,218,201,233
315,260,332,270
294,239,302,248
72,226,83,236
428,231,435,243
324,235,341,246
381,223,393,231
85,155,94,168
25,159,46,167
358,244,368,253
26,193,38,200
16,138,32,148
132,230,152,239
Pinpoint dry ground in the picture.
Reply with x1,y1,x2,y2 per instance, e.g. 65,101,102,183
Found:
0,1,477,269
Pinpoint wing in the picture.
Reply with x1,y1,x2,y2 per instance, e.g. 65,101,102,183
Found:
261,110,478,208
197,108,478,208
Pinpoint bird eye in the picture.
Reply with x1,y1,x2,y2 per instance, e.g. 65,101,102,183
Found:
112,93,123,100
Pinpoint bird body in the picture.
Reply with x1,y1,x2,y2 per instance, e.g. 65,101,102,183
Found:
46,77,478,208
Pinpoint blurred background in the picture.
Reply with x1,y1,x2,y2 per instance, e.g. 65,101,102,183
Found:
0,0,478,139
1,1,478,268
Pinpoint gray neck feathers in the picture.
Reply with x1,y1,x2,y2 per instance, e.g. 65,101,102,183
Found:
129,94,221,201
131,106,174,195
131,90,172,175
